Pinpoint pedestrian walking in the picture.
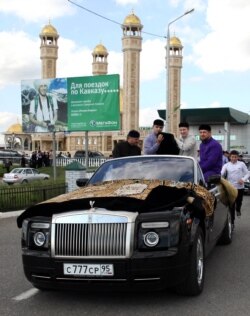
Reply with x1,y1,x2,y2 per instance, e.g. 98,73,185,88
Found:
221,150,250,229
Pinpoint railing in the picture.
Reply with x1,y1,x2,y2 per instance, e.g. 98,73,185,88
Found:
0,183,67,212
56,157,107,168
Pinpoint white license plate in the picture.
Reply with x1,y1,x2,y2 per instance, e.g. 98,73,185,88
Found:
63,263,114,276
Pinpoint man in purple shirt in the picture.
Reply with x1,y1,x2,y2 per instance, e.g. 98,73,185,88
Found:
199,124,222,182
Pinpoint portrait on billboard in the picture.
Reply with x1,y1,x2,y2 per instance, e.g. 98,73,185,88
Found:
21,78,68,133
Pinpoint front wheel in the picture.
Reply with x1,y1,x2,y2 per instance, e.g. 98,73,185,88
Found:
218,210,232,245
175,227,205,296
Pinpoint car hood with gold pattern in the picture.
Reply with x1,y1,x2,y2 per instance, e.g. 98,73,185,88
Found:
17,179,215,228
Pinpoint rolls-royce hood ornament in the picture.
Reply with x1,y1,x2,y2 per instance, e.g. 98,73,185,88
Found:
89,200,95,211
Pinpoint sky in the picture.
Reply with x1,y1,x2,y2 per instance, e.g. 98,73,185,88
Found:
0,0,250,135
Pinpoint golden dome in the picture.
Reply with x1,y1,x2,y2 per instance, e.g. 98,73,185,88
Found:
170,36,182,47
123,12,141,25
93,43,108,55
7,123,22,133
41,23,58,36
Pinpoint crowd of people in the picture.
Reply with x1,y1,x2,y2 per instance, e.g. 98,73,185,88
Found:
29,150,53,168
112,119,250,230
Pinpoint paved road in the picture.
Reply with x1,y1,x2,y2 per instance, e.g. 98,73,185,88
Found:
1,196,250,316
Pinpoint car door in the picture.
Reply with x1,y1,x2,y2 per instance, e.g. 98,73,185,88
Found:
208,185,228,244
32,168,40,180
25,168,34,181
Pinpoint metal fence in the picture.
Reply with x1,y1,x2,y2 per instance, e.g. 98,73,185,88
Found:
0,183,67,212
56,157,107,168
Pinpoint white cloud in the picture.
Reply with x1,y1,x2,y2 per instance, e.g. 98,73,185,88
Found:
193,0,250,73
140,39,165,81
57,38,92,78
57,38,124,84
115,0,138,5
187,76,203,83
0,112,21,133
0,31,40,88
139,102,165,127
209,101,222,108
107,51,123,85
0,0,75,23
0,32,122,88
182,0,206,12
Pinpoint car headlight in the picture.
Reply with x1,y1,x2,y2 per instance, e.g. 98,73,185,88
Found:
33,232,46,247
138,221,171,250
143,232,160,247
27,221,51,249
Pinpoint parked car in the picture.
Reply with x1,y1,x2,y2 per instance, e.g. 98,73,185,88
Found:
3,167,50,185
56,154,70,159
17,155,233,296
74,150,104,158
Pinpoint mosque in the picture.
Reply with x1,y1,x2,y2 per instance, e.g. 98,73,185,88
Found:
3,12,250,154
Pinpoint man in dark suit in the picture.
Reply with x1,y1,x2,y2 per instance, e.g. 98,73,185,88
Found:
156,132,179,155
112,130,141,158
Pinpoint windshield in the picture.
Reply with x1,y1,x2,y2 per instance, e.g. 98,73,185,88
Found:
89,156,195,184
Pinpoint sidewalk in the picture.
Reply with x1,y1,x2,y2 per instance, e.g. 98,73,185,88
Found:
0,210,24,219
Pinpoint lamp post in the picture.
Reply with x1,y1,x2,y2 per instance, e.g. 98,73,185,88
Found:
165,8,194,132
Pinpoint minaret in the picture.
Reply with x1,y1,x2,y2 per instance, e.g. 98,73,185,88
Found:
40,21,59,79
92,43,108,75
167,36,183,136
121,12,143,133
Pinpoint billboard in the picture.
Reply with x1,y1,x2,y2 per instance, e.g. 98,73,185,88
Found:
21,74,120,133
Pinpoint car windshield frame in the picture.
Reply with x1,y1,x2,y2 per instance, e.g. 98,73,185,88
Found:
89,156,196,185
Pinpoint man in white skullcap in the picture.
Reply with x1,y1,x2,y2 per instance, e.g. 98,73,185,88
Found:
29,79,58,132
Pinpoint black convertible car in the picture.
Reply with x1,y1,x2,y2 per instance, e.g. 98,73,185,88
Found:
17,155,233,296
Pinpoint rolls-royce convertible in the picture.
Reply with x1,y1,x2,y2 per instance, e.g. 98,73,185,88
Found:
17,155,234,296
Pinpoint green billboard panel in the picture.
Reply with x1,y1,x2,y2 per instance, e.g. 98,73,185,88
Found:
21,74,120,133
68,74,120,131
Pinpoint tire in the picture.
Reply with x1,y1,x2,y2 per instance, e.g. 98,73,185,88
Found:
218,210,232,245
44,177,49,180
175,227,205,296
21,179,28,184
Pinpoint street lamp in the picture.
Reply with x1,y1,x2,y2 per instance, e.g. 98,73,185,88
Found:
165,8,194,132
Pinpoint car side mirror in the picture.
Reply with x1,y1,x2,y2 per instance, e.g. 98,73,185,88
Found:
76,178,89,187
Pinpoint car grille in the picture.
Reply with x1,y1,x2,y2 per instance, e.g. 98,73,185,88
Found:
51,210,137,258
54,223,127,257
